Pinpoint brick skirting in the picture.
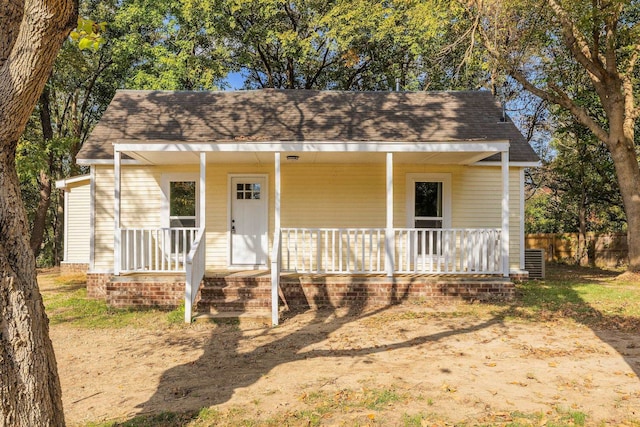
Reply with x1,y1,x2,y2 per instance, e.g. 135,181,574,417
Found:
88,272,517,313
278,276,515,309
86,273,111,299
86,273,185,309
106,276,186,308
60,262,89,274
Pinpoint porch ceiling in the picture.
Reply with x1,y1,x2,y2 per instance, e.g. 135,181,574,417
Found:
123,150,498,165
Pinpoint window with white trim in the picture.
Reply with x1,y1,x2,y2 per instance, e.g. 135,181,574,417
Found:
169,181,196,227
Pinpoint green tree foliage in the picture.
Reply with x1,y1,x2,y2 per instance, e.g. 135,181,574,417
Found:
183,0,488,90
460,0,640,270
21,0,230,265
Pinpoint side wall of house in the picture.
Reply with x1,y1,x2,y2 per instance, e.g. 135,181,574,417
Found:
92,163,525,273
62,180,91,266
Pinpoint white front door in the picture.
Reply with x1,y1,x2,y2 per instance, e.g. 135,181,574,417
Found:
230,176,268,266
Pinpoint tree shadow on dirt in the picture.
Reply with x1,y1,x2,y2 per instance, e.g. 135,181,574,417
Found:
126,279,513,424
122,264,640,425
508,263,640,378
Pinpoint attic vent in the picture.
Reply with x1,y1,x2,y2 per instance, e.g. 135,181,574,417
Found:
524,249,545,279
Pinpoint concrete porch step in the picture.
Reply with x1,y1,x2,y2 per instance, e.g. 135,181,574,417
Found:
192,311,271,326
197,300,269,310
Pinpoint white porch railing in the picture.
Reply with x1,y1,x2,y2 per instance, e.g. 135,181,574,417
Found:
119,227,199,273
279,227,502,275
185,227,206,323
394,228,501,274
281,228,386,273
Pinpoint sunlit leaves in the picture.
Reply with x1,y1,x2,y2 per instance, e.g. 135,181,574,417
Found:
70,18,107,51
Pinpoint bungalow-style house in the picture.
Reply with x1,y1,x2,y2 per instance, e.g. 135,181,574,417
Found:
74,89,539,324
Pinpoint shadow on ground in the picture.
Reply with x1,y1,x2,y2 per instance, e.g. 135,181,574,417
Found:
116,264,639,425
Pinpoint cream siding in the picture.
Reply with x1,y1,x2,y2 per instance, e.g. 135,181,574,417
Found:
93,166,115,271
64,181,91,263
92,162,525,273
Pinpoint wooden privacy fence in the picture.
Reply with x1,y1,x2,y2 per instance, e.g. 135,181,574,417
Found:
525,232,628,268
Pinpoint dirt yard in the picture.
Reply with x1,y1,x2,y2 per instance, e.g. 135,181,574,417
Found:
41,267,640,426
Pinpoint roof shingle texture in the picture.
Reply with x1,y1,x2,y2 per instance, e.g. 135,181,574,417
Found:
77,89,539,162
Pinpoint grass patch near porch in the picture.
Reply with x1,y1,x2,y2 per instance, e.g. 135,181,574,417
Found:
39,271,186,329
37,264,640,331
512,264,640,331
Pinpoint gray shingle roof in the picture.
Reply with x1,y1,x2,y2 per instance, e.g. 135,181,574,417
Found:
77,89,539,162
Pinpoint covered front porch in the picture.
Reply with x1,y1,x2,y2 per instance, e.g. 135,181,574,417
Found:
111,141,512,324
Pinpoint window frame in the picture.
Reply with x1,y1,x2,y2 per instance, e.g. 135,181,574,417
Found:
161,173,200,228
406,173,452,229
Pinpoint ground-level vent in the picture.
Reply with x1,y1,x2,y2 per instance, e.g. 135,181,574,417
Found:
524,249,545,279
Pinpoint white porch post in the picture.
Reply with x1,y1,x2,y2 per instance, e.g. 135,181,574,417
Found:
271,152,281,326
274,152,281,231
199,152,206,225
185,152,207,323
501,149,510,277
385,152,394,277
113,149,121,275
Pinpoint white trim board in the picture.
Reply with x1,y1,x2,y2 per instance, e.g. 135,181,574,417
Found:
405,173,452,228
114,141,510,154
160,173,200,228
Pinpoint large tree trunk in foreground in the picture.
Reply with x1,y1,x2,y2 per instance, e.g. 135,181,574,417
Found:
0,0,77,425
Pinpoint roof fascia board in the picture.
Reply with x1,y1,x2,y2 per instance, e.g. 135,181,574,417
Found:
76,159,142,166
112,140,510,154
472,161,541,167
55,174,91,189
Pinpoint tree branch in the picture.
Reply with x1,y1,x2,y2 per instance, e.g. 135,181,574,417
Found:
509,69,609,143
0,0,25,67
546,0,606,82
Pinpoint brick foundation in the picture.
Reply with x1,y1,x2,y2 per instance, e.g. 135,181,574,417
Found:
60,262,89,274
279,276,514,309
86,273,111,299
106,275,186,309
509,271,530,281
195,273,515,314
90,271,516,314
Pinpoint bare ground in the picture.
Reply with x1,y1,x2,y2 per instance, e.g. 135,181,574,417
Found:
48,295,640,426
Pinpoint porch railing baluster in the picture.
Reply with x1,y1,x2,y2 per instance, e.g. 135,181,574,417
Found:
273,227,502,275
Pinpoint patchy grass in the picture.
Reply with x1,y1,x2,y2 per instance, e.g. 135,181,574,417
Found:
86,403,631,427
40,272,185,329
513,264,640,331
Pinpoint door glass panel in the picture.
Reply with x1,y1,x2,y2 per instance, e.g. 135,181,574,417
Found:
236,182,261,200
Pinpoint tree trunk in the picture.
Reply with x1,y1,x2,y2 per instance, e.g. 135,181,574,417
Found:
30,89,55,259
30,170,52,259
0,0,78,424
0,147,65,426
608,137,640,271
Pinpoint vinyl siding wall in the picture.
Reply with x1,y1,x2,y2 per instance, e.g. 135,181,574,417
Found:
92,162,525,272
64,181,91,263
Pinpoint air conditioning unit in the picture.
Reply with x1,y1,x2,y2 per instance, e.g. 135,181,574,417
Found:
525,249,545,279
